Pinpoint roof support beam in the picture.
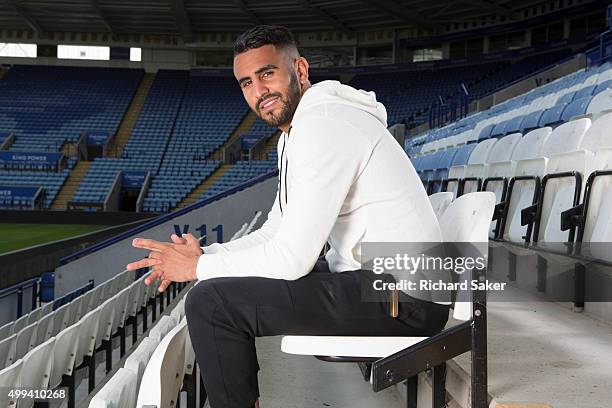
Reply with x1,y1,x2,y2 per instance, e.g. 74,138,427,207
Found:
4,0,43,34
457,0,521,20
298,0,354,36
91,0,116,33
366,0,441,32
230,0,263,25
169,0,195,43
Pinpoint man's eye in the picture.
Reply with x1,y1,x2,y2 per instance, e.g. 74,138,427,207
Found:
263,71,273,78
242,81,251,88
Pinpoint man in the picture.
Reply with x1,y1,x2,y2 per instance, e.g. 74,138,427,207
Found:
127,25,449,408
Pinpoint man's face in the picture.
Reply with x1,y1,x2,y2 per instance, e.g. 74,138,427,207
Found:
234,44,303,129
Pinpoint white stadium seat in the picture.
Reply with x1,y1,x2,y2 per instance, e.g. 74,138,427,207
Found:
0,359,22,407
49,321,81,392
18,337,55,408
136,319,188,408
0,333,17,369
124,337,158,390
428,192,454,218
15,322,38,361
35,311,55,346
89,368,138,408
282,192,495,360
461,138,498,194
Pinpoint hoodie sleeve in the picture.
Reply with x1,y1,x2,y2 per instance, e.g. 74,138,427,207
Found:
195,116,373,281
200,194,281,254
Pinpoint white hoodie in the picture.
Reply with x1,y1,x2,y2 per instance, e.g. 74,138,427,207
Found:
198,80,442,281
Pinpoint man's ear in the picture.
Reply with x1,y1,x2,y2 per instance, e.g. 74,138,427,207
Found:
295,57,309,89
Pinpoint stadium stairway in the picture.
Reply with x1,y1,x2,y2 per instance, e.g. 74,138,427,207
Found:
111,73,156,158
51,160,92,210
208,110,258,161
176,163,232,209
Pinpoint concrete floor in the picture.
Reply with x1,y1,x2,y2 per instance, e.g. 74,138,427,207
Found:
454,284,612,408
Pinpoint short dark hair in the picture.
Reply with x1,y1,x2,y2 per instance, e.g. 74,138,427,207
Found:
234,25,298,56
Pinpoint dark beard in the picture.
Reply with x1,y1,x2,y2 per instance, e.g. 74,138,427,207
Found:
256,73,301,128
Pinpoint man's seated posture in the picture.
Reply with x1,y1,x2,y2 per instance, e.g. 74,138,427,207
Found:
127,25,450,408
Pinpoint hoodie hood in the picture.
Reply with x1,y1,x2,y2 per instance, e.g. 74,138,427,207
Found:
292,80,388,128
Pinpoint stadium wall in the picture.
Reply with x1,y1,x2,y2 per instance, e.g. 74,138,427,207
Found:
54,175,277,296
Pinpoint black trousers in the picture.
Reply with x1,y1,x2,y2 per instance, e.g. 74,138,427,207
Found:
184,260,450,408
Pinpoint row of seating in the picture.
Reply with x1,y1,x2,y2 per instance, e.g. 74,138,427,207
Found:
0,267,187,408
409,61,612,155
87,213,259,407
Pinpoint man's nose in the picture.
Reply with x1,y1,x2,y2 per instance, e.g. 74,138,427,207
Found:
253,80,270,101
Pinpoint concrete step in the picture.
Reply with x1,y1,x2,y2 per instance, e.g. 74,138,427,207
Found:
51,161,92,210
111,73,156,157
177,164,231,208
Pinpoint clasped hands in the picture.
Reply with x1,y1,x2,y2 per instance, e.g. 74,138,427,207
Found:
126,233,202,292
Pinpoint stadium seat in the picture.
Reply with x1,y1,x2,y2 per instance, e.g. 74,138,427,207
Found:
18,336,55,408
124,337,158,390
148,315,175,343
49,321,81,398
26,308,42,325
281,192,495,359
0,322,12,340
460,138,498,194
35,311,55,346
0,359,22,407
428,192,454,218
443,143,477,196
89,367,138,408
500,119,591,246
15,322,38,360
74,307,100,393
52,303,71,336
136,319,188,408
0,333,17,369
587,88,612,116
12,314,29,335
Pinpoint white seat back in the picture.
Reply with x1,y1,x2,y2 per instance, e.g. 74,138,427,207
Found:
148,316,174,343
587,88,612,116
35,311,54,345
0,334,17,369
503,157,548,243
19,337,55,408
429,192,454,218
111,287,131,334
53,303,71,336
26,308,42,325
541,118,591,157
12,314,29,335
124,337,158,389
0,359,22,407
512,127,552,161
580,149,612,256
75,308,100,368
579,112,612,152
438,192,496,321
15,322,38,360
136,320,188,408
463,139,498,193
538,150,591,244
95,298,116,349
487,133,521,163
127,281,143,319
50,321,81,390
89,368,138,408
0,322,13,340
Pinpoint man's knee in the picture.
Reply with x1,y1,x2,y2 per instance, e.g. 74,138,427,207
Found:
185,280,219,322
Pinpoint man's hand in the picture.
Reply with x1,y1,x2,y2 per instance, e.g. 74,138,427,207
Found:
126,233,202,292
